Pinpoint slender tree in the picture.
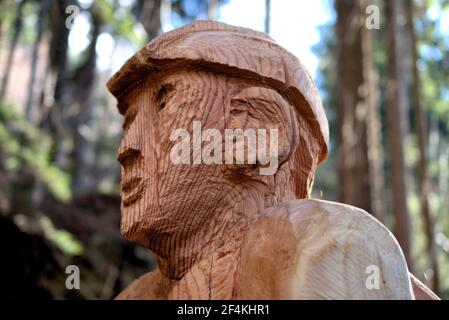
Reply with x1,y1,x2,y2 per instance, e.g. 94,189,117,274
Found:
160,0,172,32
136,0,161,41
384,0,414,270
362,0,385,222
405,0,439,293
265,0,270,34
42,0,71,167
208,0,219,20
72,7,102,195
25,0,51,122
0,0,27,102
335,0,373,214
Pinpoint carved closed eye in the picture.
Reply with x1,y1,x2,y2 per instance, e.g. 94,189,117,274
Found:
230,98,250,115
156,83,174,111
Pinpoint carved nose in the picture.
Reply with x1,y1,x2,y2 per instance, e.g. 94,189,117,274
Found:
117,118,145,167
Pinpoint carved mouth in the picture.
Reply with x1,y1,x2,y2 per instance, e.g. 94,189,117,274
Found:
121,177,146,206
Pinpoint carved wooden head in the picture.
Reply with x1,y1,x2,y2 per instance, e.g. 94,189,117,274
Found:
107,21,329,249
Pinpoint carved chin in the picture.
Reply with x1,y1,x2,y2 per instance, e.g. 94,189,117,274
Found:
120,208,159,246
120,185,163,246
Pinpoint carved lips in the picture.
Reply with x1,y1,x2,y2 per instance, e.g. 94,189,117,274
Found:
121,176,146,206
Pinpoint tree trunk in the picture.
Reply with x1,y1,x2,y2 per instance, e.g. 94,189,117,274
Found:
404,0,439,294
362,0,385,223
137,0,161,41
384,0,414,271
40,0,71,167
0,0,26,102
71,8,101,195
25,0,50,122
265,0,270,34
208,0,219,20
0,10,3,62
335,0,372,214
160,0,172,33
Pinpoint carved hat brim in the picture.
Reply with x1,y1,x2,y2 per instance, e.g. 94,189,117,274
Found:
107,20,329,163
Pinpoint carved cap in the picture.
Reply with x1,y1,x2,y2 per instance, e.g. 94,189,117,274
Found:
107,20,329,163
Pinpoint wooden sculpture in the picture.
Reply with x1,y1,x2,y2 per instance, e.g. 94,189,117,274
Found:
107,21,438,300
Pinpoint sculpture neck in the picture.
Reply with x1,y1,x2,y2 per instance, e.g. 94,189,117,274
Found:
155,180,273,281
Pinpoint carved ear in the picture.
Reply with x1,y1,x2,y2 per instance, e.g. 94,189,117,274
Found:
227,86,296,169
227,86,320,195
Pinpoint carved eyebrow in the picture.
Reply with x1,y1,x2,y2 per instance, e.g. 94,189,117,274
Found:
231,97,273,109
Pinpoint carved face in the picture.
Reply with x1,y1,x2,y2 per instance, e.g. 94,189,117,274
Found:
117,70,302,249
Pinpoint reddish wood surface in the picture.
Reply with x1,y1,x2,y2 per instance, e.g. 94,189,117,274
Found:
108,21,437,300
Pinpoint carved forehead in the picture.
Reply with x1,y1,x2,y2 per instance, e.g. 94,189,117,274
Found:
121,70,292,114
109,21,329,163
158,72,292,108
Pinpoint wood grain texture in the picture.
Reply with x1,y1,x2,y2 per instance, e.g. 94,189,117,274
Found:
410,273,441,300
237,200,413,299
108,21,436,300
116,199,416,299
107,20,329,163
115,70,321,278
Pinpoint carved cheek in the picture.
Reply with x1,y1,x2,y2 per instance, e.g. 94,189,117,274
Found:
143,107,160,158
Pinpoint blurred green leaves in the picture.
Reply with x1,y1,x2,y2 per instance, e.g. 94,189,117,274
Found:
0,104,71,202
39,215,83,255
96,0,146,46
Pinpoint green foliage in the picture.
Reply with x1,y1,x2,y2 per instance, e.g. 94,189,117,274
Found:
418,1,449,133
315,0,449,297
417,4,449,299
96,0,146,46
39,215,84,256
0,0,18,30
0,104,72,201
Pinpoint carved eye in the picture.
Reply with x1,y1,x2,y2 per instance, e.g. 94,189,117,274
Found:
156,83,174,111
230,99,250,115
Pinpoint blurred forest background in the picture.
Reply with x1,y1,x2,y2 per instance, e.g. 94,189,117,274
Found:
0,0,448,299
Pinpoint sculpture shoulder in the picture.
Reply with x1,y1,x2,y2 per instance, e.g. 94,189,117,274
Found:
238,199,414,299
115,269,170,300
